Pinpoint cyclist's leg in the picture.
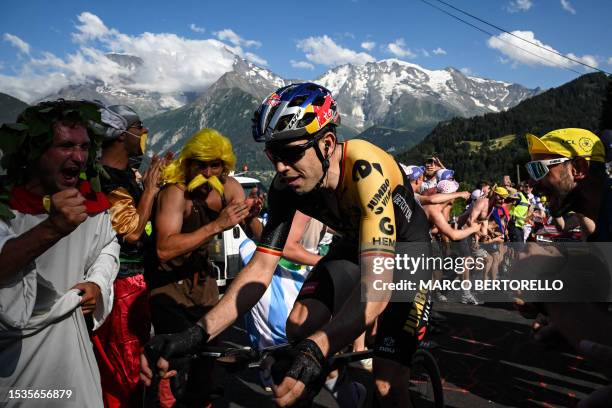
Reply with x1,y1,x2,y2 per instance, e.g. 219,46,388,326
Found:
373,290,432,407
373,357,412,407
286,257,361,341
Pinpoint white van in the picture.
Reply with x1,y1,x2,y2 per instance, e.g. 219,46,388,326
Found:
209,174,267,287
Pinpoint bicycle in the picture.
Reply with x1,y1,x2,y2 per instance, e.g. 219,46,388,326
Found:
143,342,444,407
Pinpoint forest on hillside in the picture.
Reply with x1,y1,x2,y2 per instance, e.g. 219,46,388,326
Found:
396,73,611,186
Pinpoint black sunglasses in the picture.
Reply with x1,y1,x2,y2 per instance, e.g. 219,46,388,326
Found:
265,138,320,164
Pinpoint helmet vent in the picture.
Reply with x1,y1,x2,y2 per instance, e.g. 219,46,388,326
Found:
265,105,280,128
297,112,316,128
288,95,308,107
276,114,294,131
312,95,326,106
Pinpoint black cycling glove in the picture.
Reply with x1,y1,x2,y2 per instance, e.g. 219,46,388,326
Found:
144,324,209,368
272,339,328,406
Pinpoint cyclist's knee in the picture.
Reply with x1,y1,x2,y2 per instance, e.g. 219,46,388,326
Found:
286,299,331,341
375,378,392,397
286,303,309,341
374,358,411,394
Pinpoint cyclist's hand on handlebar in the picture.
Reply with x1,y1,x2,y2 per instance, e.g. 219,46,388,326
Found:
140,353,175,386
272,339,327,407
140,324,209,385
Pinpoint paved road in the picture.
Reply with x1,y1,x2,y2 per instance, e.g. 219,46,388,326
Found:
211,302,608,407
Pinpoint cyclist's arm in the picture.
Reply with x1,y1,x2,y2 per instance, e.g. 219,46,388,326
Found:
203,179,296,339
202,250,279,339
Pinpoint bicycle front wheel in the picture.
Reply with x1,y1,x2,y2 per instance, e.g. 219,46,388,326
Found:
409,349,444,408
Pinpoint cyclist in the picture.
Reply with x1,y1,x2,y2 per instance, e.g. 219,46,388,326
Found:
141,83,432,407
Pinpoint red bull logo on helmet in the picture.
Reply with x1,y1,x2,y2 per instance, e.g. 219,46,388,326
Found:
312,94,335,128
265,93,281,107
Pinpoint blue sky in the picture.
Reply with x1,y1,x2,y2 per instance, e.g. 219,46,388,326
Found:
1,0,610,102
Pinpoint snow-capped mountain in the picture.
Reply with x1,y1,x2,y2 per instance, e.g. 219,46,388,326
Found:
143,57,539,169
316,59,539,130
27,54,540,168
145,57,286,170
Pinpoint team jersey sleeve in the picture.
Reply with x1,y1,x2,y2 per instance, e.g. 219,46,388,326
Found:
256,176,297,257
348,150,400,260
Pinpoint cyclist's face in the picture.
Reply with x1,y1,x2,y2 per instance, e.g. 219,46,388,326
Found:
272,138,325,194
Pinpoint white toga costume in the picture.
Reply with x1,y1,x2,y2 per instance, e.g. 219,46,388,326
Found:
0,210,119,407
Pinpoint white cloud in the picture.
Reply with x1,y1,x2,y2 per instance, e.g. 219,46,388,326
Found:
3,33,31,55
189,23,205,33
72,12,112,43
560,0,576,14
460,67,473,75
487,30,598,70
245,52,267,66
296,35,374,66
361,41,376,51
420,49,430,57
0,12,269,102
386,38,416,58
608,57,612,66
507,0,533,12
214,29,261,48
290,60,314,70
432,47,447,55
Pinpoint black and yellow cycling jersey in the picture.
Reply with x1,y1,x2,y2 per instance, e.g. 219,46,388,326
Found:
257,139,431,258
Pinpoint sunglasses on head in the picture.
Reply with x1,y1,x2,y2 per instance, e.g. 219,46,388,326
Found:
525,157,572,181
265,137,320,164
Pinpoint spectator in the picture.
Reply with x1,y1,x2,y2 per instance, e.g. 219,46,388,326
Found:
421,155,444,193
0,100,119,407
477,181,491,196
147,128,261,406
508,187,530,243
522,128,612,405
92,104,165,407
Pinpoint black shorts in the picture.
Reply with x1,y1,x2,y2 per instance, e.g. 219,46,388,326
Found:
295,243,432,367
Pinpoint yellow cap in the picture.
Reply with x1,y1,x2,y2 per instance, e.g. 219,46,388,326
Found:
526,128,605,162
494,186,509,198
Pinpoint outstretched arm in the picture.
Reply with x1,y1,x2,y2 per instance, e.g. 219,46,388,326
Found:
203,250,279,339
419,191,470,205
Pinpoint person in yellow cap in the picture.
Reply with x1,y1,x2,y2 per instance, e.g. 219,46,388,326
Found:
525,128,608,240
147,128,262,405
521,127,612,407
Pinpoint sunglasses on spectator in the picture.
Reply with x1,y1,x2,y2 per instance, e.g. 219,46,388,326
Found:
525,157,572,181
191,159,224,171
265,138,320,164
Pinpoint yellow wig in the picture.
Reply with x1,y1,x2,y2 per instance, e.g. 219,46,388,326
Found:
162,128,236,196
